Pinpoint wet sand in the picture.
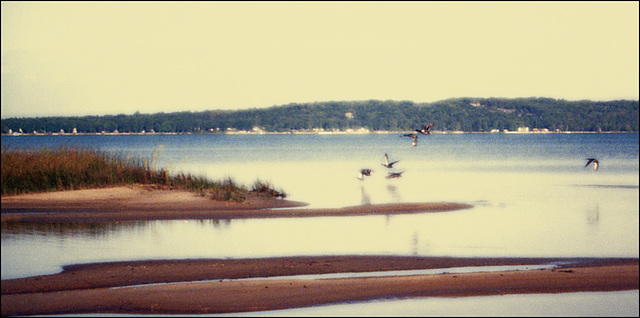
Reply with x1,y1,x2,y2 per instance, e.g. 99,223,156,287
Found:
2,256,638,316
1,185,473,222
1,187,637,315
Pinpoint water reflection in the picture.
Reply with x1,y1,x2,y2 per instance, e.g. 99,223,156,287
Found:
359,186,371,205
1,221,146,238
586,203,600,226
194,218,233,229
411,231,419,255
386,184,402,202
1,219,234,238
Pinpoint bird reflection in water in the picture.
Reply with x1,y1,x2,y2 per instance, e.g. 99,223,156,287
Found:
587,203,600,226
387,184,402,202
360,185,371,205
411,231,419,255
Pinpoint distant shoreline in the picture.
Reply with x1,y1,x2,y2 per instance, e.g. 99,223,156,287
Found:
3,98,638,135
3,130,637,137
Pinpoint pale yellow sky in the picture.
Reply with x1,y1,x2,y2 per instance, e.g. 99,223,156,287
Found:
1,1,638,118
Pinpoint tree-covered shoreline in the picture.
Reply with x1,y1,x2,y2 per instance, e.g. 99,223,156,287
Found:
2,97,638,134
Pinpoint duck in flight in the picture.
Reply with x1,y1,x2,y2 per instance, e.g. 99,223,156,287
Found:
585,158,599,171
386,171,404,179
401,133,418,147
415,123,434,135
381,153,400,168
357,168,374,181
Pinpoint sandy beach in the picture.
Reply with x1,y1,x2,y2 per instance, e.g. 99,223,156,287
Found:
1,186,638,315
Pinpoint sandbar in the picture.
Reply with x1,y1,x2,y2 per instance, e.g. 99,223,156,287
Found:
1,185,473,222
2,256,638,316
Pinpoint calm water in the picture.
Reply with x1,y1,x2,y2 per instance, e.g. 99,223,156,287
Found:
2,133,639,315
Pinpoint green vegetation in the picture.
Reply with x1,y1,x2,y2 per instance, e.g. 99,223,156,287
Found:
1,146,285,201
2,98,638,134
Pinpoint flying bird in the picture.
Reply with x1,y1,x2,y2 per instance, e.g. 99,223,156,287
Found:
357,168,374,181
386,171,404,179
401,133,418,147
381,153,400,168
415,123,434,135
585,158,599,171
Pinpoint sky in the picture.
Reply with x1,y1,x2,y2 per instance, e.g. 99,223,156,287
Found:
1,1,638,118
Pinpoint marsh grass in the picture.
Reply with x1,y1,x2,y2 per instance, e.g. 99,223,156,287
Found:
251,179,287,198
1,146,283,202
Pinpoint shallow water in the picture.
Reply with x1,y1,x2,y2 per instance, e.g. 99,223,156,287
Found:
223,290,640,317
2,184,637,279
2,133,638,315
111,263,561,289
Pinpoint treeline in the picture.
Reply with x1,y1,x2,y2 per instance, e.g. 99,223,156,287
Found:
2,97,638,134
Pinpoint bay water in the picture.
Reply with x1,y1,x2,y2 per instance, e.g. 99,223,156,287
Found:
2,132,638,316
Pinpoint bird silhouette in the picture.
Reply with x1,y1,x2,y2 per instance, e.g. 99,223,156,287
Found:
357,168,374,181
381,153,400,168
386,171,404,179
401,133,418,147
415,123,434,135
585,158,599,171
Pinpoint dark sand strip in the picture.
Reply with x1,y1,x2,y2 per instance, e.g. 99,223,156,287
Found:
2,256,637,316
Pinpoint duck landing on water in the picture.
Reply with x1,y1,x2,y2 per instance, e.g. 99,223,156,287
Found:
585,158,599,171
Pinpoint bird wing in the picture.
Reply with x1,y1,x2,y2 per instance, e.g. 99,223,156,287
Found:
384,153,389,165
585,158,600,171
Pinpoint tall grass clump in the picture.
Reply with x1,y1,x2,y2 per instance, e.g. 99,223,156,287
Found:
1,146,284,202
251,179,287,198
1,146,145,195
